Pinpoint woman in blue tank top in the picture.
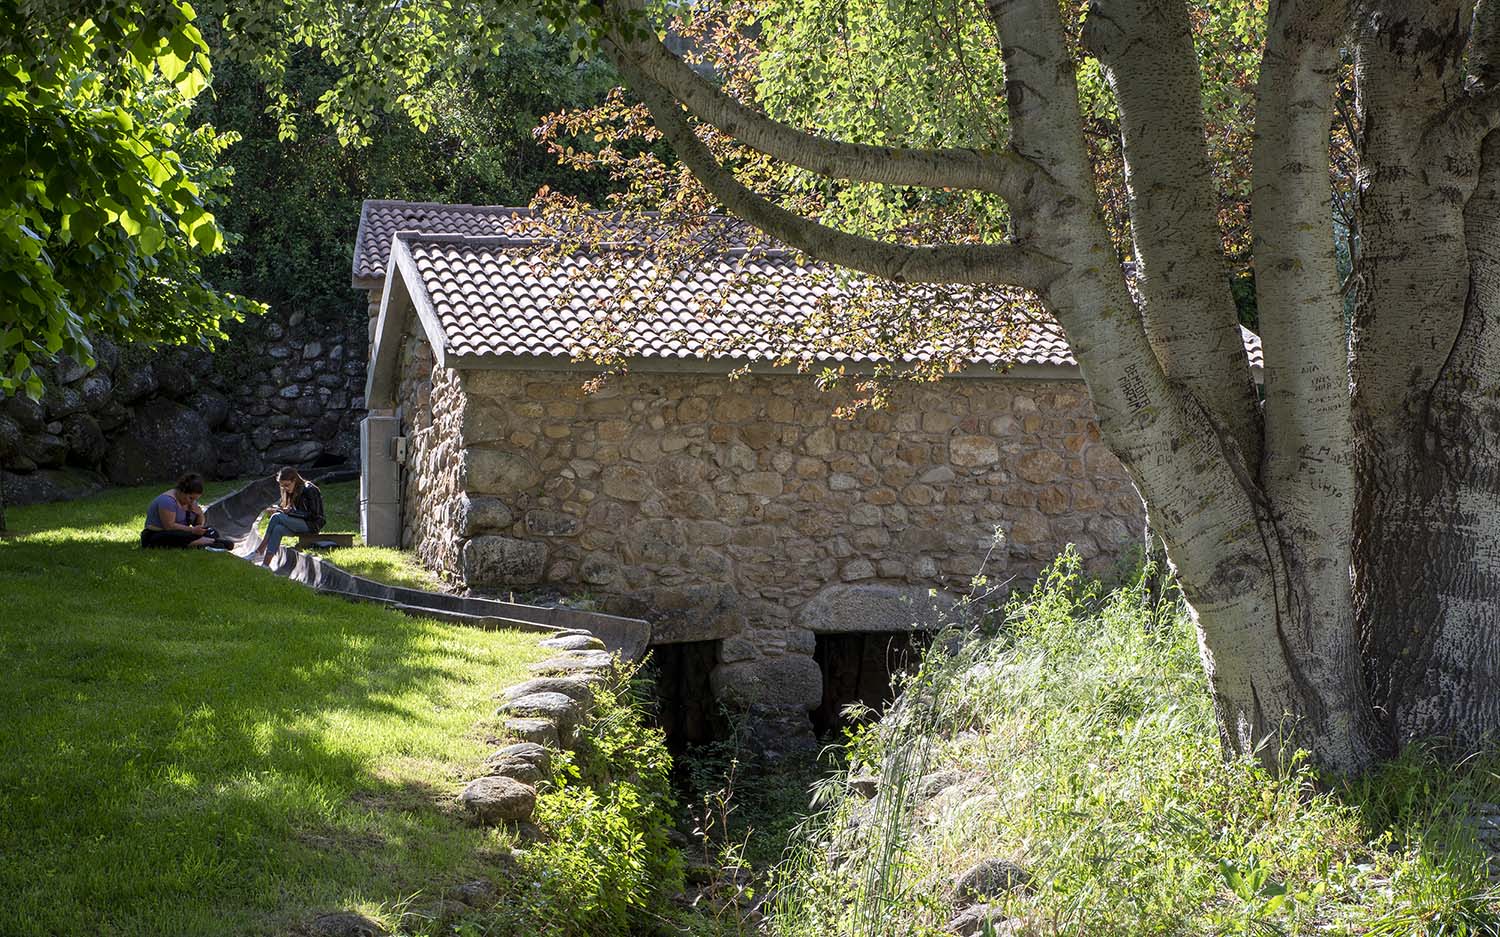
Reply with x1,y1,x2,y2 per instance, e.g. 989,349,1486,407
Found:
140,474,215,549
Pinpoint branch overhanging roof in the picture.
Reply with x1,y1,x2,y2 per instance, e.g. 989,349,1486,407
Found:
355,199,1264,375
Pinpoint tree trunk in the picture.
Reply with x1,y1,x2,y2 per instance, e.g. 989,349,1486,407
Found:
1347,0,1500,748
1355,127,1500,747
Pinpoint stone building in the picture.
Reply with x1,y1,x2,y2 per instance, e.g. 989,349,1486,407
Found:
352,200,1261,737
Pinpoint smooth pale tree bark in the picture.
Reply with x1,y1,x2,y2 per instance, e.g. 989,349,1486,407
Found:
596,0,1500,775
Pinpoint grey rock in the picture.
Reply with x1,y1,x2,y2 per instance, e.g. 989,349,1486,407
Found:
307,911,386,937
0,467,105,505
488,741,550,770
456,494,513,536
4,393,45,432
920,769,963,800
800,583,962,634
500,692,584,734
463,447,541,493
52,354,91,385
578,554,619,586
94,400,130,432
279,384,302,399
461,535,546,586
954,858,1031,902
710,654,823,710
501,675,599,703
448,880,498,908
947,904,1014,936
0,414,19,459
189,390,230,430
848,775,878,799
525,509,580,537
484,756,548,785
303,341,323,359
717,636,757,663
80,373,113,410
92,336,119,373
103,398,213,485
20,432,67,468
459,775,537,824
537,634,605,652
153,360,195,399
62,414,106,463
268,440,322,465
528,652,615,677
44,384,85,419
113,365,157,404
504,717,561,747
741,704,819,759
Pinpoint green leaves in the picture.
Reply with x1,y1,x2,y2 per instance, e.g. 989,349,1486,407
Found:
0,0,259,397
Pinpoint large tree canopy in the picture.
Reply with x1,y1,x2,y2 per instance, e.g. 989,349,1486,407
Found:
19,0,1500,777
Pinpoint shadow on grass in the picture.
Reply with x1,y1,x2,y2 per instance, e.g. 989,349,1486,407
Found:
0,505,535,937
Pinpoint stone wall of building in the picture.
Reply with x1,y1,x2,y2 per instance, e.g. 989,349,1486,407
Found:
397,364,1145,715
397,332,468,576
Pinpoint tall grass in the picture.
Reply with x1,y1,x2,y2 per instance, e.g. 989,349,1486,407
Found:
767,549,1500,937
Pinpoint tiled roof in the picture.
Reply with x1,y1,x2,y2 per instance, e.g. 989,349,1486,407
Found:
396,233,1085,368
364,200,1265,371
354,201,544,283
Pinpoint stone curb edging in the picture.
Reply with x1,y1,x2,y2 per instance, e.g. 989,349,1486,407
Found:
457,631,622,828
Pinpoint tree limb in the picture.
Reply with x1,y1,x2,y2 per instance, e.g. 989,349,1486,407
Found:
602,6,1054,206
603,54,1067,290
1083,0,1262,464
981,0,1097,205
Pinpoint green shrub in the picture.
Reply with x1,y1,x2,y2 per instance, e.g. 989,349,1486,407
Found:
768,548,1500,937
496,669,682,937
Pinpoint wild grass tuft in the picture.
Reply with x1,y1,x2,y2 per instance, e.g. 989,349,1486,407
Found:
767,548,1500,937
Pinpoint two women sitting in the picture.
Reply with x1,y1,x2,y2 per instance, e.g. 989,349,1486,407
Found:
252,467,326,567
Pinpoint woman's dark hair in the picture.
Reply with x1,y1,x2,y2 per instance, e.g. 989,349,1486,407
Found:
277,466,307,510
175,473,204,495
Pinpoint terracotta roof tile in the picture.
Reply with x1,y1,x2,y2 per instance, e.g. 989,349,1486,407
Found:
363,200,1264,371
399,234,1082,368
354,201,543,282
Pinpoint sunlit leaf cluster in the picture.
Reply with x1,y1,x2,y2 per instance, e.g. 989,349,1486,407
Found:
2,1,260,396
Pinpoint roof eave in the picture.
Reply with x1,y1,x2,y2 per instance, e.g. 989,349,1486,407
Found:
442,351,1086,381
365,233,452,408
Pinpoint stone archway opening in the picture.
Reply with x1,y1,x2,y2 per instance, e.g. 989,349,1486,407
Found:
648,639,727,752
810,630,932,737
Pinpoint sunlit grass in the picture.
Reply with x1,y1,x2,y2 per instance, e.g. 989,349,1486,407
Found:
770,551,1500,937
0,486,549,936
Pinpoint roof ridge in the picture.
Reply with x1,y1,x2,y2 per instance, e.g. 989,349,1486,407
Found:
395,229,800,260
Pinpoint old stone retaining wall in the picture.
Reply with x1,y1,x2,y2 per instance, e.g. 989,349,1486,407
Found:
0,305,367,503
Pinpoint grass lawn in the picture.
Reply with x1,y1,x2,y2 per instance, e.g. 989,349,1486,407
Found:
0,483,550,936
257,478,443,592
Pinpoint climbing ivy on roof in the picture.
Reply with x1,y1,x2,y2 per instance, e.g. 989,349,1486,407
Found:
0,1,261,397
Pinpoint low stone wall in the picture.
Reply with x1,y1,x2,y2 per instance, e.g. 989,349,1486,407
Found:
395,360,1145,724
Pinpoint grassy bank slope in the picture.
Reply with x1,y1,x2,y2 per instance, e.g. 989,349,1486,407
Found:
771,552,1500,936
0,485,550,936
